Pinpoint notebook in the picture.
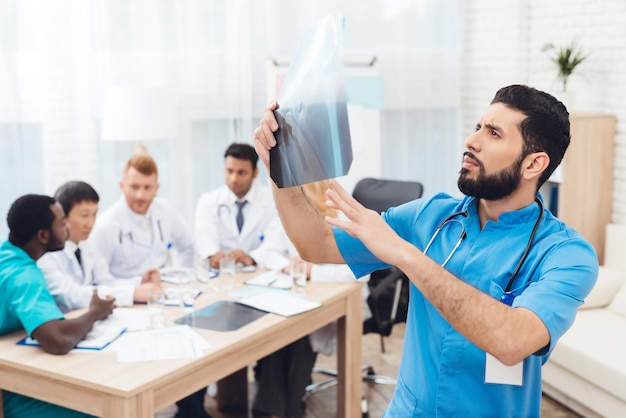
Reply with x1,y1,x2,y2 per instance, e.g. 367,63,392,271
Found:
245,270,293,290
18,322,127,351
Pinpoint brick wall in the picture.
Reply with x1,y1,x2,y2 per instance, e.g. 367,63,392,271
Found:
461,0,626,223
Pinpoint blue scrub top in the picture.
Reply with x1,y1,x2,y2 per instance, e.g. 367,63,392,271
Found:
334,193,598,417
0,240,94,418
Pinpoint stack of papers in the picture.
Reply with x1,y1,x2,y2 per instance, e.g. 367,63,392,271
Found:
102,308,151,331
237,291,321,317
245,270,293,289
106,325,211,362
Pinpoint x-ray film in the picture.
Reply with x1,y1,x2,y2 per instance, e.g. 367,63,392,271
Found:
270,11,353,188
174,301,266,332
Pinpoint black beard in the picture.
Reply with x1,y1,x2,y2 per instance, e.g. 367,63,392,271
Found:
457,154,524,200
45,231,67,253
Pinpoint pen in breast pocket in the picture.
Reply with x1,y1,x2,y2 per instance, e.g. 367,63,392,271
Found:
119,231,134,243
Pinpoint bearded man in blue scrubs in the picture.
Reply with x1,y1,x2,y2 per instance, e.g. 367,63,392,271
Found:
0,194,115,418
252,85,598,417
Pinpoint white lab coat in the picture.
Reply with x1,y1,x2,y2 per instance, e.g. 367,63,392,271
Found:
194,180,282,262
91,196,194,279
253,219,372,356
37,240,135,312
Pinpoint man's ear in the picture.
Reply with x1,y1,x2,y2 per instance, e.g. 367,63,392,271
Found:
37,229,50,245
523,152,550,181
253,167,259,179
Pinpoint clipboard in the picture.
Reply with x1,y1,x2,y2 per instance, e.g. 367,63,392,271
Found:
17,323,127,351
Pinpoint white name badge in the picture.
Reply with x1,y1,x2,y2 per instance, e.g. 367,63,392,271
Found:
485,353,523,386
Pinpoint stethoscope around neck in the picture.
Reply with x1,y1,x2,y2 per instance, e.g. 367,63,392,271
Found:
424,197,545,306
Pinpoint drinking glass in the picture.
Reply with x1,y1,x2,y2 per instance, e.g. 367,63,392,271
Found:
219,256,236,291
290,259,307,294
147,290,166,329
194,256,211,284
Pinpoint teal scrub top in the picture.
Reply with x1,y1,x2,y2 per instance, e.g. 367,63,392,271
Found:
0,240,63,335
0,240,94,418
334,193,598,417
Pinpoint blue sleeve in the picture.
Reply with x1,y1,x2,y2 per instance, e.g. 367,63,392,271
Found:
513,230,598,357
333,226,389,278
333,194,442,277
10,265,64,336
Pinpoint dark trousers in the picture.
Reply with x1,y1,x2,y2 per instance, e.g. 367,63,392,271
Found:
175,387,211,418
253,336,317,417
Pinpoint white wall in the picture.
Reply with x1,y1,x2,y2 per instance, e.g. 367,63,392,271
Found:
461,0,626,224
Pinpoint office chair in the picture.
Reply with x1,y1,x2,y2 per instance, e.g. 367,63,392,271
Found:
352,177,423,353
305,177,424,416
352,177,424,216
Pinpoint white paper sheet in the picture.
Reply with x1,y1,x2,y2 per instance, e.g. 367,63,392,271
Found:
238,291,321,317
106,325,212,362
245,270,293,289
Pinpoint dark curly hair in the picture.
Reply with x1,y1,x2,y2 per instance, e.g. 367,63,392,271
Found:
7,194,57,246
490,85,571,188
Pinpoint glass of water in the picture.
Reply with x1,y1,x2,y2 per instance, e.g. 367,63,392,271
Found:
194,256,211,284
147,290,166,329
290,259,307,294
219,256,236,291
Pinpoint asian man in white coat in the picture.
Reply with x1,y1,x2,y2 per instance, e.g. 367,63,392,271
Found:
38,181,162,312
90,150,208,418
194,142,282,269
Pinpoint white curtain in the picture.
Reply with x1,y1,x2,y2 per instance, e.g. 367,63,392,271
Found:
0,0,460,238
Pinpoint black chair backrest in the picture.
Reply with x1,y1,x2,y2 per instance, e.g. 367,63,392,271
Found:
352,178,423,338
363,266,410,336
352,177,423,214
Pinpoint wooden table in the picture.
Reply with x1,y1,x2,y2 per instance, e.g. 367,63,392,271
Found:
0,273,363,417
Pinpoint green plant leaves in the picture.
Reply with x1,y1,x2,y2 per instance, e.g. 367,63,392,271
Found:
542,41,588,92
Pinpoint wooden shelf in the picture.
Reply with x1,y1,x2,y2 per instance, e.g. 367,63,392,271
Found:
557,113,616,264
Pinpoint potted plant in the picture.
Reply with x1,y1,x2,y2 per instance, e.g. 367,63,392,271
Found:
542,41,588,92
